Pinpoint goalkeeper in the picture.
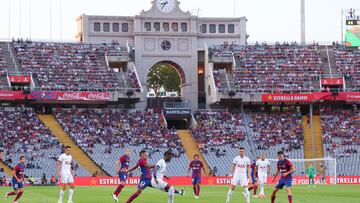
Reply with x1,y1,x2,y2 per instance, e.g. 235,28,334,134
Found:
306,164,316,187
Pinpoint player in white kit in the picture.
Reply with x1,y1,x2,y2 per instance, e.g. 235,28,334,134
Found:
57,146,75,203
226,147,251,203
152,151,185,203
255,155,271,198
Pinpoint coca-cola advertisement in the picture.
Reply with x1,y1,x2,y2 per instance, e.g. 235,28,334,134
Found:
57,92,110,101
30,91,110,101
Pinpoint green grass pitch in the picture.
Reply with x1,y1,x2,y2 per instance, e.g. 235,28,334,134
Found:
1,185,359,203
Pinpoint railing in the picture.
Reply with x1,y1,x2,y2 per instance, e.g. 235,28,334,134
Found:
161,111,168,128
320,74,344,78
104,53,110,70
0,85,141,93
208,64,218,95
54,108,144,113
217,88,320,95
131,63,143,93
6,75,10,87
119,69,128,88
196,109,229,112
7,43,19,71
6,72,31,76
163,101,191,109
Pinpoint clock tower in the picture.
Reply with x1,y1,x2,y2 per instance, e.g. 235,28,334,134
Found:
76,0,247,110
133,0,199,110
156,0,177,13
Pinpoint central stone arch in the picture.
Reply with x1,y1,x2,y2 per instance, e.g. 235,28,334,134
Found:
147,60,186,97
150,60,186,85
135,55,198,110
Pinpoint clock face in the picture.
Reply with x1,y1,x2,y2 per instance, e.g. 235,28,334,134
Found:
156,0,176,13
161,40,172,51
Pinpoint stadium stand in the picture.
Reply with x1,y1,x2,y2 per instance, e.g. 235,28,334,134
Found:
0,46,8,86
333,46,360,91
232,44,323,93
250,111,304,151
54,109,189,176
248,110,306,175
12,42,132,91
321,108,360,175
127,70,141,90
192,111,250,176
104,40,129,57
192,110,309,176
0,108,91,179
0,47,8,71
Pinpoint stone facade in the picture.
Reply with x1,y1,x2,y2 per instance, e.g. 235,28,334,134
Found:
75,0,247,109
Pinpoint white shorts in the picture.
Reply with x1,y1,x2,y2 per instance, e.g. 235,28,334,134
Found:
231,175,249,187
61,173,74,184
151,178,168,190
258,173,267,184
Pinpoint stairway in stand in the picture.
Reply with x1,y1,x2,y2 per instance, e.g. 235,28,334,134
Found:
38,115,108,176
302,115,325,175
0,160,13,176
302,116,314,160
177,130,210,172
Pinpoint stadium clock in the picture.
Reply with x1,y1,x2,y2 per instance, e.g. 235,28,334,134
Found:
161,40,172,51
156,0,176,13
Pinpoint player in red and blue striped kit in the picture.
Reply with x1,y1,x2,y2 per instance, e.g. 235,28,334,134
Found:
248,157,260,197
187,154,206,199
5,156,26,203
125,150,154,203
112,148,131,202
271,151,295,203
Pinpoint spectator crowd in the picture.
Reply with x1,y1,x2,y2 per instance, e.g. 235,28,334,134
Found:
250,111,304,151
12,41,139,92
192,111,246,150
334,46,360,91
54,109,184,155
321,108,360,157
0,108,61,178
232,43,323,93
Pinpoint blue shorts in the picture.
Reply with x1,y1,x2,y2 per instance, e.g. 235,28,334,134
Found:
275,177,292,189
251,177,258,184
119,172,127,182
192,176,201,185
137,179,152,190
12,178,24,190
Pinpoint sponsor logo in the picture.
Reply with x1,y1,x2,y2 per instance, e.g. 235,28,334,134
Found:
58,92,110,101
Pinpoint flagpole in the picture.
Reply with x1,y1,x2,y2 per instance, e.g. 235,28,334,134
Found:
8,0,11,40
29,0,32,40
19,0,22,38
60,0,63,41
50,0,52,40
233,0,236,17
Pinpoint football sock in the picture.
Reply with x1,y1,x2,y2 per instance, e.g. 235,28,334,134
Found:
7,191,17,196
13,191,23,201
168,187,174,203
226,189,233,203
126,192,140,203
114,184,124,196
288,195,293,203
59,189,65,202
196,185,200,196
69,189,74,202
271,195,276,203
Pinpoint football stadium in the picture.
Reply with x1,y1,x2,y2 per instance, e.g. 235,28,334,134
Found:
0,0,359,203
